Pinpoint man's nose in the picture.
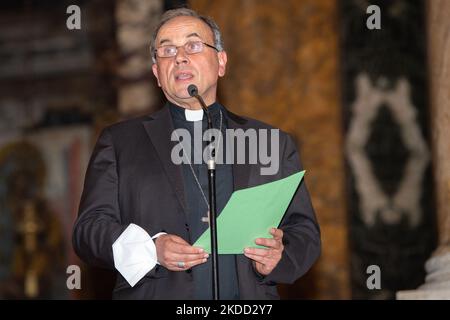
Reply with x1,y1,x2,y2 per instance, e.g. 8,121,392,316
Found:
175,47,189,65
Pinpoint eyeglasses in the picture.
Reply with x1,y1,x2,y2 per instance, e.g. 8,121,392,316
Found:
155,40,219,58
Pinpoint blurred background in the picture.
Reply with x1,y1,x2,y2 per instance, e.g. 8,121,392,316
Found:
1,0,449,299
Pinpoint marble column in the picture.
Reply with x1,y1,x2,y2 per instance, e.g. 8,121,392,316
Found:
191,0,350,299
116,0,162,116
397,0,450,300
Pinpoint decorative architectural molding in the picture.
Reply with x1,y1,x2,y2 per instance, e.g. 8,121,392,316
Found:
346,73,429,227
116,0,162,115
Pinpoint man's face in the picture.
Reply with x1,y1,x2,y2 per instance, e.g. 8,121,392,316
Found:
152,16,227,108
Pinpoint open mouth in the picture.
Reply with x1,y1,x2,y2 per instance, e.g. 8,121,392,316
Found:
175,72,194,81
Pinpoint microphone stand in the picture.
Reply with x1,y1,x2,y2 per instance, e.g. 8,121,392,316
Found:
188,85,220,300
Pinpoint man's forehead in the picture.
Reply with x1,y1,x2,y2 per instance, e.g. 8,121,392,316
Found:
156,16,213,43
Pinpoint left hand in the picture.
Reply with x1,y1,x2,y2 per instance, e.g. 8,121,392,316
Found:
244,228,284,276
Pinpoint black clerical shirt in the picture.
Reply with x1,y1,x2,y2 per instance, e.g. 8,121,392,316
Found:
169,102,239,300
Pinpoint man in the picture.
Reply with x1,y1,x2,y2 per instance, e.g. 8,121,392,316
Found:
73,8,320,300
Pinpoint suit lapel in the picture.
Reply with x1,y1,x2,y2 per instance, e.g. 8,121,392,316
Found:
142,105,188,217
226,109,252,191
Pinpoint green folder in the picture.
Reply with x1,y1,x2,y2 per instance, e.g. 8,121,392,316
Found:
193,170,305,254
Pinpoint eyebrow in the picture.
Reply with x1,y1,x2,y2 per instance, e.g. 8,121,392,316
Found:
158,32,203,46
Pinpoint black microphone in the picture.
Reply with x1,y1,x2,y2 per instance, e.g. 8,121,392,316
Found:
187,84,198,97
187,84,212,130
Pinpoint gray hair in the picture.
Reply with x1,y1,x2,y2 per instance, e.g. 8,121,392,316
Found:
150,8,225,64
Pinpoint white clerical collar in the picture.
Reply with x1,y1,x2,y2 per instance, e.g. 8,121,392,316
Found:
185,108,204,122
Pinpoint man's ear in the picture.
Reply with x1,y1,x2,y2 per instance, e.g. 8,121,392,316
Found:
217,51,227,77
152,63,161,87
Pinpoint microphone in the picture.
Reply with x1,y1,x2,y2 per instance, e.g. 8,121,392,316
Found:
187,84,220,300
187,84,212,130
187,84,198,97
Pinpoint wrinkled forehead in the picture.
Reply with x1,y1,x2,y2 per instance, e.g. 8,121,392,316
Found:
156,16,214,45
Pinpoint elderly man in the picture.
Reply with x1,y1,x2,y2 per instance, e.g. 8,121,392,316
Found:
73,8,320,300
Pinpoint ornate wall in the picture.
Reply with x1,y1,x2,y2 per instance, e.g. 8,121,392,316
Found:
116,0,163,116
397,0,450,300
340,0,436,299
0,0,116,299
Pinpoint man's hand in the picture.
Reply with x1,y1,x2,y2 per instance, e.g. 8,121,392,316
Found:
244,228,284,276
155,234,208,271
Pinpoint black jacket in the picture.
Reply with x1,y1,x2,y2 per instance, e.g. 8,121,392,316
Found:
72,103,321,299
